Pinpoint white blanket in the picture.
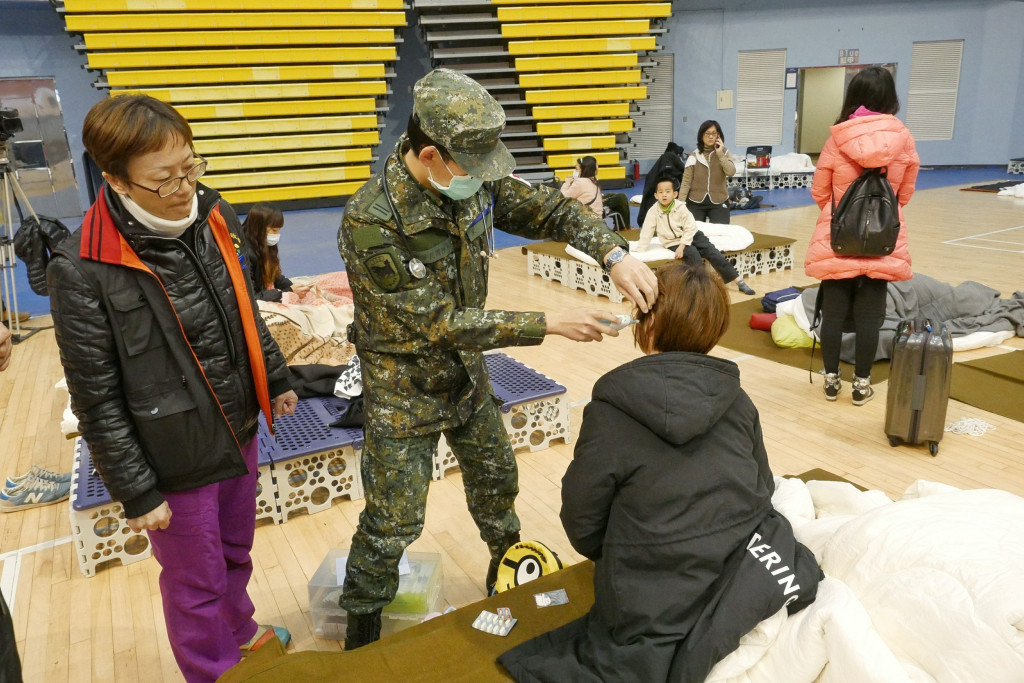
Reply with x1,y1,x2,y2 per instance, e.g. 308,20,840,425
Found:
707,477,1024,681
774,298,1017,352
997,182,1024,197
565,223,755,265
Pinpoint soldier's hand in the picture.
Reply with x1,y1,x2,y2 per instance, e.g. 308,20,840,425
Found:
608,254,658,313
545,310,621,342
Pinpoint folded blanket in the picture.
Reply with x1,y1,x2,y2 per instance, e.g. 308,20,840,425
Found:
792,273,1024,362
258,300,356,367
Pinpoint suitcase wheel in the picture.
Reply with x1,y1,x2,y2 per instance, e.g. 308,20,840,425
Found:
929,442,939,457
888,436,901,448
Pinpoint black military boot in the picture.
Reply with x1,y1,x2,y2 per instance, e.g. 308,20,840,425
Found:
344,609,382,650
485,532,521,595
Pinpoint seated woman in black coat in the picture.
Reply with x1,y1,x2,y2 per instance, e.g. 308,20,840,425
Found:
241,202,311,302
499,262,821,682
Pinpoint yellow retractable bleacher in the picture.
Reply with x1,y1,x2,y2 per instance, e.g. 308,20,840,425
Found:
62,1,404,203
495,0,669,184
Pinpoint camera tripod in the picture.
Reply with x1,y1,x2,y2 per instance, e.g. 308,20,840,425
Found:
1,139,46,343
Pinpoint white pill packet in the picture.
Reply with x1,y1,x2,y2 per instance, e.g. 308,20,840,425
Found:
534,588,569,608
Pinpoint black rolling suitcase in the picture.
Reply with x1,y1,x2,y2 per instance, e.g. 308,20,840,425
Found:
884,319,953,456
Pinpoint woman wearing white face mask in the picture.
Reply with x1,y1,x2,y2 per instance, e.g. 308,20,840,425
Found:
559,156,603,216
241,202,309,302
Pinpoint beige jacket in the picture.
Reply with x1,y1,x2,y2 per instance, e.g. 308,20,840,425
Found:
637,200,698,252
680,148,736,205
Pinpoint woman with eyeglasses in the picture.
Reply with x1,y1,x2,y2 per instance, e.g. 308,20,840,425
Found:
46,95,297,682
679,120,737,224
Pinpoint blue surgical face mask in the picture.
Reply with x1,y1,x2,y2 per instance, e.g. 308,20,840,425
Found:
429,158,484,201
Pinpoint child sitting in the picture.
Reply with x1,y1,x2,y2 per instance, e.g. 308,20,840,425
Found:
638,178,756,295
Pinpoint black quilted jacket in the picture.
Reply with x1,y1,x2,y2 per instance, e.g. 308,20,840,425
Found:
47,184,290,518
13,214,71,296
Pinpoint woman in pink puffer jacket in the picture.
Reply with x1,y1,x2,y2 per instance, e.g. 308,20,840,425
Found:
804,66,920,406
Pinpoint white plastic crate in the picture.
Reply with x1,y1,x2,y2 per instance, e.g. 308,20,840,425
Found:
254,460,282,525
526,248,625,303
69,438,152,577
277,446,363,521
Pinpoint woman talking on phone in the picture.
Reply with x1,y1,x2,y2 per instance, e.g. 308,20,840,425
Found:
679,120,737,224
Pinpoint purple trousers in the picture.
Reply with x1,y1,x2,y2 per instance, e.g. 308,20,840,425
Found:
147,438,259,683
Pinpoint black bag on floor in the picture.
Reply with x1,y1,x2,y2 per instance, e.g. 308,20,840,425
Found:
728,186,763,211
884,319,952,456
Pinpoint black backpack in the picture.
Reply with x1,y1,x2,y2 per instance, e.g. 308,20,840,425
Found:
830,167,899,257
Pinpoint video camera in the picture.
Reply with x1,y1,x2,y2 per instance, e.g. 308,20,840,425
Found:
0,107,24,142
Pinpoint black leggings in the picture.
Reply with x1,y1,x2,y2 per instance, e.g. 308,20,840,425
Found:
818,276,888,378
679,230,740,284
686,196,731,224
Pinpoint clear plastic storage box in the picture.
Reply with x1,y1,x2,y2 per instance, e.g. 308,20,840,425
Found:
309,548,444,640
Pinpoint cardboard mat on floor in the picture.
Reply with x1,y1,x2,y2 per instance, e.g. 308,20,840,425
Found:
220,468,856,683
219,562,596,683
951,350,1024,423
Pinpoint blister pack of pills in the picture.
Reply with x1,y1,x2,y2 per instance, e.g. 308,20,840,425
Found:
471,609,517,636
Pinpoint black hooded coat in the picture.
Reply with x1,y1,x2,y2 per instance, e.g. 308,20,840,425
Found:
499,352,821,682
637,142,687,226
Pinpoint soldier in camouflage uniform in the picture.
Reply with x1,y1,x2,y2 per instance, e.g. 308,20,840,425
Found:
336,68,659,649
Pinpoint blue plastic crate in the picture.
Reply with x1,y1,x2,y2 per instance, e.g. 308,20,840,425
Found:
73,439,112,511
484,353,566,414
259,398,362,464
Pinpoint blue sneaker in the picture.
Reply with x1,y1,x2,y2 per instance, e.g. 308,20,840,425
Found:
240,624,291,654
5,465,73,490
0,477,71,512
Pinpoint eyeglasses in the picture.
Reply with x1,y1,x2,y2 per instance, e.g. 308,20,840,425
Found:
128,157,207,198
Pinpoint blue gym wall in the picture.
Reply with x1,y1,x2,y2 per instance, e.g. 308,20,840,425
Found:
668,0,1024,166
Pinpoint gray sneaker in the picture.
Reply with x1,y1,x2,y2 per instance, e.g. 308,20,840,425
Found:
852,376,874,406
5,464,73,491
0,477,71,512
823,372,841,401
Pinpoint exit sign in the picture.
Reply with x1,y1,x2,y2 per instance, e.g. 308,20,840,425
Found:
839,49,860,65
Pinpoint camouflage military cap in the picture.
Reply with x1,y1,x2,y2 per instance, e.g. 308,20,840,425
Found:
414,68,515,181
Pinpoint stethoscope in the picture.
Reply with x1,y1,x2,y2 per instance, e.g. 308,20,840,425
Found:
381,157,497,262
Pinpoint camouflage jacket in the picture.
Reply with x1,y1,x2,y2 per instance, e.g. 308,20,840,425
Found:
338,137,627,437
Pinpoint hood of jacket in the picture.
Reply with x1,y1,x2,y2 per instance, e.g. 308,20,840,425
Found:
591,351,741,446
829,114,910,168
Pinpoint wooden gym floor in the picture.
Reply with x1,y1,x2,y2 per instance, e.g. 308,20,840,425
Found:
1,182,1022,681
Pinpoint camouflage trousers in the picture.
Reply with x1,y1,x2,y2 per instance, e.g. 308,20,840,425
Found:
339,394,521,614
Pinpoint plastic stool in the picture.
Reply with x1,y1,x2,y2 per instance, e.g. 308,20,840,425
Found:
69,438,152,577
